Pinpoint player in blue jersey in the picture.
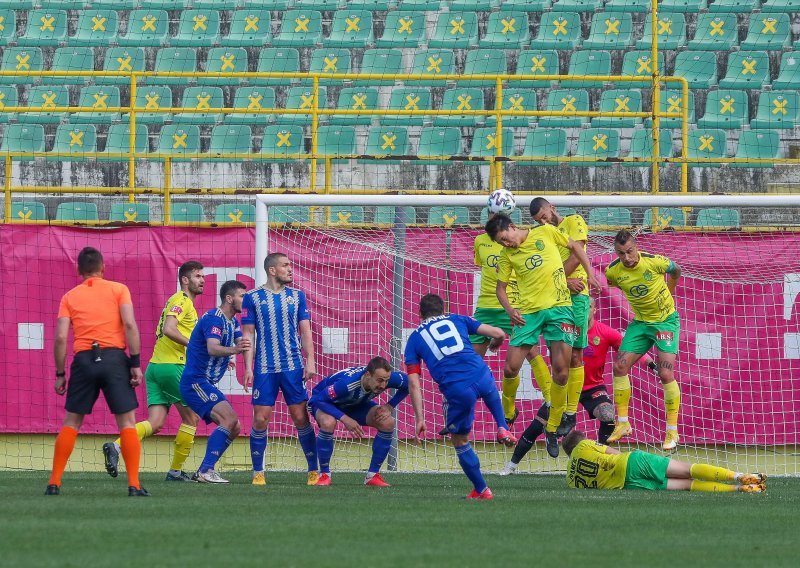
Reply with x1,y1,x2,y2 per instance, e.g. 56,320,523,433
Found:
404,294,517,500
308,356,425,487
179,280,250,484
241,253,319,486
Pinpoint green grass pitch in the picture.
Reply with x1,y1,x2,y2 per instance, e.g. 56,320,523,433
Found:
2,471,797,567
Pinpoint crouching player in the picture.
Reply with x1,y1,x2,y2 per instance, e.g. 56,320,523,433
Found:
563,430,766,492
308,356,424,487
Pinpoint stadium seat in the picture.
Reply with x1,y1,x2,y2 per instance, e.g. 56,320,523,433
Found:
11,201,47,221
357,48,404,86
325,10,373,48
750,91,800,129
467,127,514,164
698,90,749,128
279,86,327,125
529,13,581,49
98,47,145,85
173,87,224,125
760,0,800,11
687,14,738,51
410,49,455,85
460,50,507,87
126,86,173,125
225,86,276,125
480,207,522,224
660,0,707,11
155,125,201,161
215,203,256,224
331,87,379,125
272,10,323,47
719,52,770,89
588,207,631,228
645,89,696,129
487,88,536,127
396,0,442,9
17,9,67,47
326,205,365,225
0,0,32,5
70,10,119,47
207,124,253,162
18,86,68,124
696,208,739,228
360,126,410,163
592,89,642,128
56,201,99,222
258,125,305,162
673,51,718,88
417,127,463,164
428,206,471,226
172,10,221,47
139,0,191,7
500,0,551,10
642,207,686,228
377,11,426,47
148,48,198,86
200,48,248,86
572,128,621,166
561,51,611,88
624,129,673,167
110,203,149,223
48,124,97,162
620,51,666,88
0,124,45,161
552,0,601,11
730,130,780,168
252,48,301,86
582,14,633,50
349,0,395,9
0,85,18,122
382,87,432,126
296,0,343,8
98,124,149,161
70,86,120,124
306,48,352,86
428,12,479,48
636,14,686,50
316,125,357,162
605,0,648,10
374,206,416,225
538,89,589,127
772,51,800,90
687,128,727,166
119,10,169,47
193,0,239,7
170,203,205,223
44,47,95,85
741,14,791,50
0,48,43,85
480,11,530,48
0,9,16,46
450,0,500,9
267,206,312,224
517,128,568,166
514,50,558,88
434,88,485,126
221,10,272,47
707,0,758,12
93,0,137,7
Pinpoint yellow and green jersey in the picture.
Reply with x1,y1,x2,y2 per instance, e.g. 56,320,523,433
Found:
473,233,521,310
150,291,198,364
606,252,677,323
566,439,629,490
557,215,589,297
497,224,571,314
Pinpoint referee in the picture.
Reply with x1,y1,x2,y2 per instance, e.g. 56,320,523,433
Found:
46,247,149,497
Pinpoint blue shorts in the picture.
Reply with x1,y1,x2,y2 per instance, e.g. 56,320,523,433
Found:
179,377,227,424
253,369,307,406
440,374,500,436
309,400,377,426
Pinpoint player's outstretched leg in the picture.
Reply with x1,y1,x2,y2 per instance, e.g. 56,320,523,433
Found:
500,404,548,475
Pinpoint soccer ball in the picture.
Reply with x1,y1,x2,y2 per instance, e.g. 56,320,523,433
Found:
487,189,516,215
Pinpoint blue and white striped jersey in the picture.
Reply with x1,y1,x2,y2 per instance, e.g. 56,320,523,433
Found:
182,308,242,385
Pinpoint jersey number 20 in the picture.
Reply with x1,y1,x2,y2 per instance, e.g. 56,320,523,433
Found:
420,320,464,361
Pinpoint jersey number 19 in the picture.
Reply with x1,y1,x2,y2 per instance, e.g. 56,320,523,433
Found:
420,320,464,361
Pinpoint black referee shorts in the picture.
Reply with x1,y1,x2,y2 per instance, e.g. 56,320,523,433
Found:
65,349,138,415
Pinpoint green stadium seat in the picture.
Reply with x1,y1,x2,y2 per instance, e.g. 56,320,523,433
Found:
583,14,633,50
500,0,551,10
110,203,150,223
119,10,169,47
382,87,431,126
374,206,416,225
417,126,462,165
258,125,305,162
573,128,621,166
673,51,718,88
624,128,673,167
215,203,256,224
306,48,352,86
642,207,686,229
698,90,749,128
18,86,68,124
326,205,365,225
530,13,581,49
126,86,173,125
249,0,295,7
70,10,119,47
708,0,759,12
377,11,426,47
480,11,530,48
760,0,800,11
155,125,201,162
225,86,276,125
461,49,507,87
325,10,373,48
193,0,240,7
538,89,589,127
741,14,791,51
1,124,45,160
410,49,456,85
200,48,248,86
207,124,253,162
360,126,410,163
552,0,602,11
719,52,770,89
40,1,88,9
487,88,536,127
660,0,708,11
696,208,739,228
70,86,121,124
428,11,478,48
636,14,686,50
348,0,396,9
331,87,379,125
620,51,666,88
98,123,149,161
605,0,648,11
561,51,612,88
316,125,357,162
730,130,780,168
687,128,727,166
588,207,631,228
467,127,514,164
17,9,67,47
480,207,522,224
0,85,18,122
272,10,323,47
170,203,205,224
396,0,442,9
43,47,95,86
357,48,404,86
296,0,343,8
148,48,198,86
428,206,471,226
773,51,800,90
11,201,47,222
433,87,485,126
645,89,696,129
591,89,642,128
48,124,97,162
518,128,568,166
139,0,191,7
56,201,99,222
267,206,312,225
173,87,224,125
687,14,738,51
514,49,558,88
171,10,221,48
93,0,137,7
252,48,301,86
0,48,43,85
751,91,800,129
279,86,327,125
450,0,500,9
98,47,145,86
221,10,272,47
0,9,16,46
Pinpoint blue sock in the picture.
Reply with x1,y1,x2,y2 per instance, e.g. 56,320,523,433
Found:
455,443,487,493
484,388,509,430
317,430,334,474
369,431,394,474
200,426,232,473
297,424,318,472
250,427,267,472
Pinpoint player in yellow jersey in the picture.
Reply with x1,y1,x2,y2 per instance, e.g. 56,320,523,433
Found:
605,230,683,451
485,213,599,458
529,198,590,438
563,430,766,492
102,261,205,482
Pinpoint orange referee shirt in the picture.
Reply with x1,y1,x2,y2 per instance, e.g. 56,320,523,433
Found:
57,277,132,352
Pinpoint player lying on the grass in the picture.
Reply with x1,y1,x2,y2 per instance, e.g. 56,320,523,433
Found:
405,294,517,500
563,430,766,492
103,261,205,483
179,280,251,484
308,357,424,487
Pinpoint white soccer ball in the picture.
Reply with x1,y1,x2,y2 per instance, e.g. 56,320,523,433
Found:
487,189,516,214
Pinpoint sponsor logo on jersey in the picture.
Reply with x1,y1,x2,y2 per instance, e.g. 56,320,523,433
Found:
487,254,499,268
211,326,222,336
655,331,673,343
327,385,337,399
241,308,248,318
592,390,605,399
525,255,543,270
629,284,649,298
170,305,183,314
561,323,576,334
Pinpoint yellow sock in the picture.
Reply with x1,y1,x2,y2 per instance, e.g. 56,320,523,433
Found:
546,382,567,433
690,463,736,483
501,376,520,420
530,355,553,404
114,420,153,447
663,381,681,428
565,366,585,414
170,423,197,472
612,375,632,420
690,480,737,492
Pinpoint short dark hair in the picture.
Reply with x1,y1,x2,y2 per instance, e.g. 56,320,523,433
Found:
562,430,587,456
178,260,203,283
264,252,288,272
529,197,550,218
77,247,103,275
220,280,246,303
366,356,392,374
484,213,514,241
614,230,635,246
419,294,445,319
